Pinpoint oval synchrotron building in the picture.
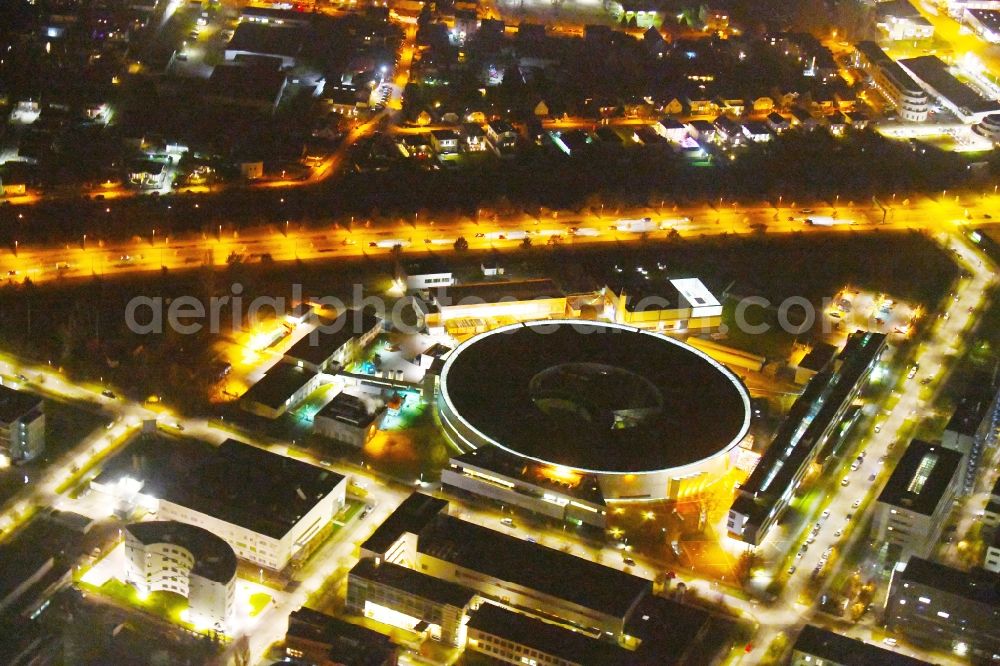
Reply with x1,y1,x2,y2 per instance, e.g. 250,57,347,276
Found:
438,320,752,500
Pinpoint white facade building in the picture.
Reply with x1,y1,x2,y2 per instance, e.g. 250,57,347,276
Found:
124,521,237,631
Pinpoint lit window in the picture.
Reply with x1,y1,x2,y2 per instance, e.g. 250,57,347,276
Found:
937,611,950,619
919,596,931,604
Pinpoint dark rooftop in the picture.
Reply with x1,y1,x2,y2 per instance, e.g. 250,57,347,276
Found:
468,603,632,664
898,557,1000,607
0,517,82,605
98,437,344,540
317,392,384,428
242,362,317,410
799,342,838,372
284,307,381,367
877,439,962,515
227,23,305,58
361,492,449,556
350,558,476,608
900,55,1000,115
287,608,395,666
0,385,42,424
207,65,286,106
792,624,931,665
418,514,651,618
624,594,713,664
946,373,998,436
436,279,565,305
441,321,749,473
126,521,237,584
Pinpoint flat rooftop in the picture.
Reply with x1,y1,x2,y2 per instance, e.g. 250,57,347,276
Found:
242,362,317,410
287,608,395,664
227,23,304,58
441,321,750,473
360,492,449,556
208,65,286,105
436,279,565,305
97,436,344,540
877,439,962,515
0,517,82,604
468,603,632,664
0,384,42,424
606,276,721,313
624,594,713,663
350,558,476,608
284,307,381,367
898,557,1000,608
793,624,931,665
899,55,1000,115
946,373,998,436
317,392,383,428
418,514,651,619
799,342,837,372
127,521,237,584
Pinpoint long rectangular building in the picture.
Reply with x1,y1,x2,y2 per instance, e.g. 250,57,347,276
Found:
728,331,887,545
899,55,1000,123
790,624,931,665
886,557,1000,661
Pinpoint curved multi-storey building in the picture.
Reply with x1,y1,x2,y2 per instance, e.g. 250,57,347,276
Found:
438,321,752,501
124,521,238,630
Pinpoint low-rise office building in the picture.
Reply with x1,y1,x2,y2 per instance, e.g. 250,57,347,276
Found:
313,391,386,447
360,492,450,563
241,362,321,419
886,557,1000,661
285,607,397,665
346,558,477,646
124,521,237,631
871,439,963,563
441,446,608,529
790,624,931,665
284,307,383,373
853,41,929,122
399,257,454,291
964,8,1000,42
984,477,1000,529
466,603,633,665
877,0,935,41
942,374,1000,492
603,277,722,332
0,384,44,464
93,438,346,570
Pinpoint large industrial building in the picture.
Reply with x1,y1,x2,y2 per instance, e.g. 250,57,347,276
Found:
871,439,963,563
899,55,1000,123
357,493,717,663
92,437,347,570
0,385,45,464
438,320,751,502
123,521,237,631
728,331,887,545
886,557,1000,661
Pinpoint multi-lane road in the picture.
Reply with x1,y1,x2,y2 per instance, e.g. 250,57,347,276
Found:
0,191,995,286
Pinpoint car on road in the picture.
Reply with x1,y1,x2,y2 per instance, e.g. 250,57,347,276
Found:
834,529,842,538
874,423,882,434
868,472,877,482
883,637,897,647
907,364,919,379
500,517,514,527
623,557,636,566
821,510,830,520
101,389,116,399
787,566,796,575
841,477,850,487
852,499,861,509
